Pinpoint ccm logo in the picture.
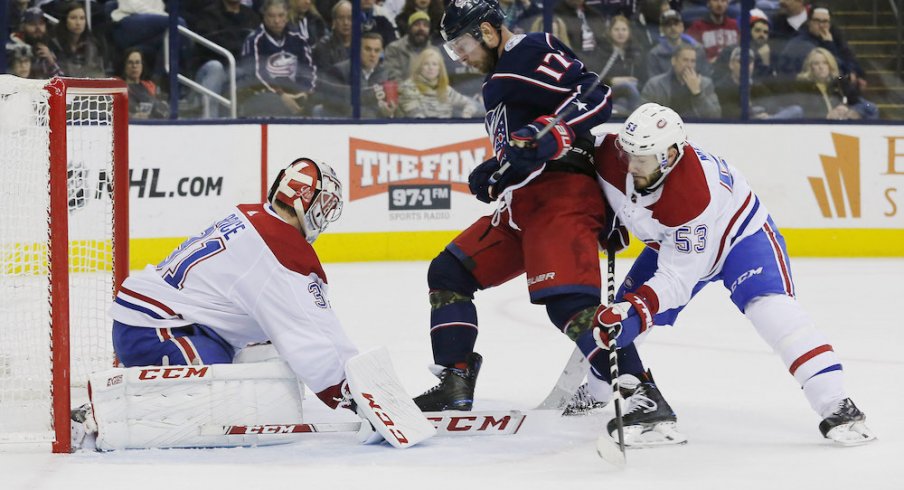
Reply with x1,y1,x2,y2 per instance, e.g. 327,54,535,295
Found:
228,425,302,435
362,392,410,445
427,415,514,432
137,366,209,380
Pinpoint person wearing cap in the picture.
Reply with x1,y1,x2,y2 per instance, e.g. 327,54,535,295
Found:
394,0,444,42
5,41,33,78
383,10,433,82
749,9,776,81
647,9,711,79
11,7,62,78
686,0,739,64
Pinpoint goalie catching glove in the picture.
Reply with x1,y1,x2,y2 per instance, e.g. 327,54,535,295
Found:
506,115,575,166
593,289,656,348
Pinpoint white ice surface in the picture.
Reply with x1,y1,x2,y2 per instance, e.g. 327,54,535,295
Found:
4,258,903,489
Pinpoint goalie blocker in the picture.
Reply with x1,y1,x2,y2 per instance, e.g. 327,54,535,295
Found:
81,348,436,450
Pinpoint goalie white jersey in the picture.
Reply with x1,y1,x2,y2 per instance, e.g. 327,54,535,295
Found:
594,133,770,314
110,203,358,404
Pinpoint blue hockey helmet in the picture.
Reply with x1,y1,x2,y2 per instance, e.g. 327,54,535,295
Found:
440,0,504,61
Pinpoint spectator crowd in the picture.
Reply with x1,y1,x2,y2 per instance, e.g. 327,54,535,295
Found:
4,0,879,120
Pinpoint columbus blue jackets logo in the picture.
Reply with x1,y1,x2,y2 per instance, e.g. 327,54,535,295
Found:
267,52,299,80
485,104,509,161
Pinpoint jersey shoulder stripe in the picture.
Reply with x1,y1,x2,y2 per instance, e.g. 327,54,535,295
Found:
649,145,710,227
238,203,327,283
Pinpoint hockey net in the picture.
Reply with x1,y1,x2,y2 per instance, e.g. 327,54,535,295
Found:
0,76,128,452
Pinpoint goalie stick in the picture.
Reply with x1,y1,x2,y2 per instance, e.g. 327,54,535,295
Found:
534,347,586,410
202,410,527,438
596,241,626,468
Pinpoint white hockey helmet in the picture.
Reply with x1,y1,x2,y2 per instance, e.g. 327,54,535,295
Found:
268,158,343,243
617,103,687,178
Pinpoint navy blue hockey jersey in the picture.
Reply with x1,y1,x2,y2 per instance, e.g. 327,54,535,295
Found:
483,33,612,163
242,26,317,94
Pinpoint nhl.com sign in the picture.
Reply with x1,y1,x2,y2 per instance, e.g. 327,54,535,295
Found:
348,137,492,208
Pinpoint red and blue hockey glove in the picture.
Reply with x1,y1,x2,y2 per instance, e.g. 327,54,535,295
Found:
505,115,575,167
468,157,502,203
592,291,656,349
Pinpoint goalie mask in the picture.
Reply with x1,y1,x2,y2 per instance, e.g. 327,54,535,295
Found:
616,103,687,192
268,158,343,243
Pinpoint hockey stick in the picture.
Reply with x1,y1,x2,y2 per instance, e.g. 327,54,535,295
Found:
595,241,626,467
534,346,586,410
489,66,609,185
202,410,527,438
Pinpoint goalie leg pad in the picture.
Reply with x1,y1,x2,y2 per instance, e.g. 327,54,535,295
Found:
89,362,305,450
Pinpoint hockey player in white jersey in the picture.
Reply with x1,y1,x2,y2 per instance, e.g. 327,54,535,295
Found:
587,103,876,447
72,158,436,450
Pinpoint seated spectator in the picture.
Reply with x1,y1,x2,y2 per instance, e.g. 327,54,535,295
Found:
778,6,864,84
714,47,801,119
554,0,609,74
786,47,876,120
599,15,648,115
194,0,261,118
49,2,106,78
749,8,776,81
240,0,316,117
641,43,721,118
290,0,327,45
11,7,62,78
647,9,711,78
361,0,398,47
313,0,352,70
394,0,443,42
316,32,397,118
120,48,169,119
398,47,478,118
383,10,431,83
498,0,540,32
111,0,185,55
5,41,33,78
770,0,808,43
686,0,738,64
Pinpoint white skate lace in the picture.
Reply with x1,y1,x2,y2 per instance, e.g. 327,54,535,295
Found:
624,390,656,416
489,164,546,231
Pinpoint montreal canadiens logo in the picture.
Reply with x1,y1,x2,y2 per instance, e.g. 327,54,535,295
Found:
656,118,668,129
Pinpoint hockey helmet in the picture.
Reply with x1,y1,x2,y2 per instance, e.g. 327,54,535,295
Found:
268,158,343,243
440,0,504,61
617,103,687,185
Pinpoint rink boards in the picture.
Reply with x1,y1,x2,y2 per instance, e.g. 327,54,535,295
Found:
125,121,904,268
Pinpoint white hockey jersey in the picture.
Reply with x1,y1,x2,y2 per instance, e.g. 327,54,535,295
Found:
594,133,769,315
110,203,358,404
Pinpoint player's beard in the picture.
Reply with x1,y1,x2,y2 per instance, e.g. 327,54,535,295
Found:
633,168,664,193
474,42,499,74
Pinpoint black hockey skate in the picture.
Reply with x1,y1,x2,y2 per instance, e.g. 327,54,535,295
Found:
818,398,876,446
563,382,608,416
607,371,687,447
413,352,482,411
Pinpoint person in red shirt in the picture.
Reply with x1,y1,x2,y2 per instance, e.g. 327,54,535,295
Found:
686,0,738,63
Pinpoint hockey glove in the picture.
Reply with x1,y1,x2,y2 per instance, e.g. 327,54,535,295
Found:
468,157,502,203
506,115,575,167
600,213,630,255
592,291,656,349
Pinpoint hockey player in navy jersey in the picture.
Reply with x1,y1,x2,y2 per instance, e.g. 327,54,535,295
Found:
588,103,876,446
412,0,628,414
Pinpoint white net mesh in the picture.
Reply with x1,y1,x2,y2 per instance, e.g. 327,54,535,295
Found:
0,76,119,447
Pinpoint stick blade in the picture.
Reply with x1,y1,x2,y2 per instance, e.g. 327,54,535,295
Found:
596,432,627,468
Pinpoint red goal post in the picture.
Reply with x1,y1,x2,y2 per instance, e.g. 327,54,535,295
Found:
0,76,129,453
